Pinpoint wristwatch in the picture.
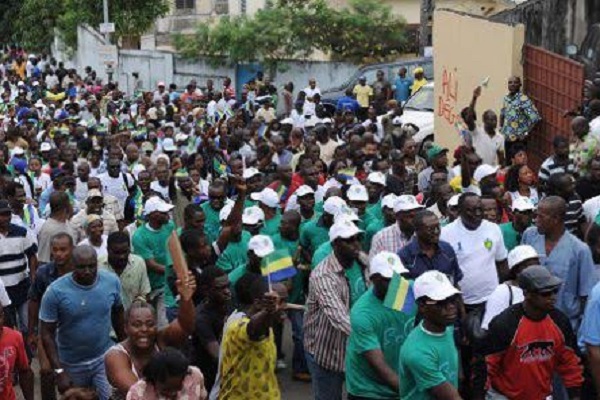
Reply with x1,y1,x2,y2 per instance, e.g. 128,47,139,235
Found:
54,368,64,375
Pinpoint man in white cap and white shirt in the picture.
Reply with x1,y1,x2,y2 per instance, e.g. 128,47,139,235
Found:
481,244,539,330
304,219,365,400
399,270,462,399
131,196,176,328
346,252,415,400
251,188,281,237
369,194,424,261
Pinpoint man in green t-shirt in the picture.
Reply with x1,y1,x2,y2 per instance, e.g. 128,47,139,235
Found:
364,193,397,251
132,196,176,328
299,196,346,264
201,180,228,244
500,197,535,251
399,270,461,400
346,252,416,400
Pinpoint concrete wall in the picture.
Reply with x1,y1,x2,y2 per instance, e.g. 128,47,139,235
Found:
433,10,524,156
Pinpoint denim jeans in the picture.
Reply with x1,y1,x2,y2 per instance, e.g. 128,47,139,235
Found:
63,354,110,400
149,289,167,329
288,309,309,374
305,352,344,400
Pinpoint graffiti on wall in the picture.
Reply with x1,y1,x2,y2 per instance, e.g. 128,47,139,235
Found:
438,66,460,125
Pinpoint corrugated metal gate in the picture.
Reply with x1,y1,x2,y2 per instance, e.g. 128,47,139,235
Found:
523,44,585,169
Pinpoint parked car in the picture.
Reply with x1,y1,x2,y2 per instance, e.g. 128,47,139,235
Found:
398,82,435,148
320,58,434,107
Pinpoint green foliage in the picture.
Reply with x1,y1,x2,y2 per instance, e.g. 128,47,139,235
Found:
174,0,407,66
14,0,170,51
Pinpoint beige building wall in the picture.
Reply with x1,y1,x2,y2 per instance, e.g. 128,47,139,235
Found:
432,10,524,157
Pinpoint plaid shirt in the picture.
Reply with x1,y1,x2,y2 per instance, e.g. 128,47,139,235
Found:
304,253,351,372
369,223,411,261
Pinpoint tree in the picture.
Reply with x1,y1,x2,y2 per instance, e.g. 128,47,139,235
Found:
174,0,407,69
14,0,170,52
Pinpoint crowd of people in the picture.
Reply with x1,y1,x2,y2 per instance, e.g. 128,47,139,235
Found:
3,44,600,400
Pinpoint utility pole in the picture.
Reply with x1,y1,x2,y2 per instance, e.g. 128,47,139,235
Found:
419,0,435,56
102,0,114,83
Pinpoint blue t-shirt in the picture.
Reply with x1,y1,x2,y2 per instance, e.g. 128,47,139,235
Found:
336,96,360,113
39,269,122,364
394,77,414,102
579,281,600,351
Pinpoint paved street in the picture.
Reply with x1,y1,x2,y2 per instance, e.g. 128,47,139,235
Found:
17,320,313,399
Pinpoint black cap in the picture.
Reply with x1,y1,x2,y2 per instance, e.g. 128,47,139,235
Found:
518,265,562,293
0,200,11,214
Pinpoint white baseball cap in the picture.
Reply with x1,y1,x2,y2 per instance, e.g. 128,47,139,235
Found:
473,164,499,183
367,171,386,186
335,205,360,223
11,147,25,156
248,235,275,258
87,189,103,199
158,81,166,87
280,118,293,125
447,194,460,208
162,138,176,152
382,194,398,210
394,195,424,213
512,197,535,212
40,142,52,152
242,206,265,225
143,196,174,214
218,201,235,222
508,245,538,270
321,118,332,124
296,185,315,197
329,220,363,241
370,251,408,278
175,133,189,142
304,118,317,128
347,184,369,202
243,167,261,180
323,196,347,215
414,270,461,301
250,188,280,208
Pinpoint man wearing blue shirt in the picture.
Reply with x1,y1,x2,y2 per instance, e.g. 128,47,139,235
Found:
398,210,463,285
40,245,124,399
393,67,413,104
522,196,597,330
336,88,360,113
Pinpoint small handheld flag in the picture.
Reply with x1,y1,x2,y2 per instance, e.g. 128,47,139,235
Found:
261,250,297,283
212,158,227,177
383,273,415,313
337,167,356,183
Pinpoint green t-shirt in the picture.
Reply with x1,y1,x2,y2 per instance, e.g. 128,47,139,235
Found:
312,243,366,306
364,199,382,228
132,221,175,291
271,233,305,305
228,264,248,288
216,231,252,273
346,288,416,399
260,212,282,237
299,217,329,260
201,201,222,245
500,222,520,252
244,198,257,209
363,219,386,252
399,323,459,400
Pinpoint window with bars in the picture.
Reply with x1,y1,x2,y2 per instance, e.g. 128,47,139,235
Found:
175,0,195,9
240,0,247,14
215,0,229,14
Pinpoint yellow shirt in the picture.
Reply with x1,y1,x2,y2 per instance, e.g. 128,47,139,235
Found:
218,314,280,399
411,78,428,93
353,84,373,108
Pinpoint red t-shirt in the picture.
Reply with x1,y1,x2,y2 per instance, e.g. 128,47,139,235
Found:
0,327,29,400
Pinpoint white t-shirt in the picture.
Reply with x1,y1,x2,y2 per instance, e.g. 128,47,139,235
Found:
469,126,505,167
97,172,135,212
79,235,108,258
0,279,11,307
33,172,52,192
590,116,600,141
481,283,524,330
440,219,508,305
303,87,321,99
584,195,600,223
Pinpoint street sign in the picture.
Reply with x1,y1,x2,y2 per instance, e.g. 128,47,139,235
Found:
98,44,118,67
99,23,115,34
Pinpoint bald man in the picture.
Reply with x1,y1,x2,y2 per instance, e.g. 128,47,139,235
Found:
40,244,124,398
522,196,597,329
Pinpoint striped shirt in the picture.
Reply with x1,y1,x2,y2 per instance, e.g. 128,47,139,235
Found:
369,224,411,261
565,194,585,236
0,224,37,287
304,253,351,372
538,156,576,187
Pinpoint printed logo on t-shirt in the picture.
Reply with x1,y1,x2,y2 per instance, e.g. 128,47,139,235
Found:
518,340,555,363
484,238,493,251
0,346,16,393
